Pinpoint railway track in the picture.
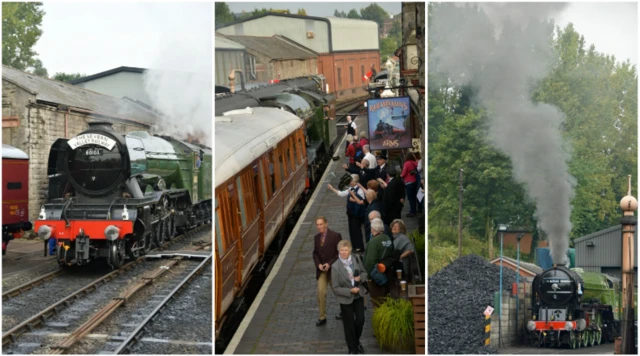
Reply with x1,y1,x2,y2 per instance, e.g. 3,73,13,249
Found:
2,224,210,302
2,225,211,351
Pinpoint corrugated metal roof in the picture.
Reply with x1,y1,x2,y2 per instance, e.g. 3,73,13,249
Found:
325,17,379,52
2,65,160,124
215,35,245,50
216,13,379,53
490,256,543,277
223,35,316,60
574,224,637,268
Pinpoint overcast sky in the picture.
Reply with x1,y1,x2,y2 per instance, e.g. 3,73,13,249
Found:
225,2,402,18
553,2,637,65
33,2,212,75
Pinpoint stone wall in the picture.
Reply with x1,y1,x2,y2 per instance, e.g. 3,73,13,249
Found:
2,79,149,224
490,283,531,347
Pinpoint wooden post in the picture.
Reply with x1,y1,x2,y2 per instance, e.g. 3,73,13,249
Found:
458,169,463,258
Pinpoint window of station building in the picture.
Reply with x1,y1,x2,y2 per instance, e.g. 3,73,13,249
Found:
215,200,225,256
361,65,365,79
350,67,354,86
337,68,342,89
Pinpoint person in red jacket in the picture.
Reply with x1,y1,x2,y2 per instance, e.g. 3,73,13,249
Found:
400,152,419,217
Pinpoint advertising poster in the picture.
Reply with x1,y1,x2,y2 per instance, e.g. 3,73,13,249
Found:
367,97,412,150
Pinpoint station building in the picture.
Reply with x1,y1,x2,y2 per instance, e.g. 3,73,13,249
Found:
216,13,380,101
2,65,160,223
69,66,153,107
218,34,317,83
215,34,246,88
574,225,638,280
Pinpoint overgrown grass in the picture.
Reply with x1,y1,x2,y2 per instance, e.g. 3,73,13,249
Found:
372,297,414,352
428,225,534,275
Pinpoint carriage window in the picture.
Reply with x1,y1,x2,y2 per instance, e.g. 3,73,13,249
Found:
236,177,247,229
7,182,22,190
292,139,298,168
215,200,225,256
268,152,276,194
259,161,268,204
286,147,293,174
279,153,285,185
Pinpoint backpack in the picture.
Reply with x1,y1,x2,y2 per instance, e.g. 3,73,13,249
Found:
353,143,364,163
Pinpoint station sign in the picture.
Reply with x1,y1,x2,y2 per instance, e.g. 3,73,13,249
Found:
483,306,494,316
367,97,412,150
68,134,116,150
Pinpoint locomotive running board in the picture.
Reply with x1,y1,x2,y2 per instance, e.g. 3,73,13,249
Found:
144,252,211,259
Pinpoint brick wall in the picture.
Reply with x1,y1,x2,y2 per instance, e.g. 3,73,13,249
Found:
2,79,149,224
490,283,531,347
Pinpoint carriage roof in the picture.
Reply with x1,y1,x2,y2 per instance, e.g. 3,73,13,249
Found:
215,107,303,186
2,144,29,160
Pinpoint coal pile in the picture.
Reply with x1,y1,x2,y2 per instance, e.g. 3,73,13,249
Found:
428,254,518,354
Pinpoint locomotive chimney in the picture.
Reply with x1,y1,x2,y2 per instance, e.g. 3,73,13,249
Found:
87,121,115,131
619,174,636,354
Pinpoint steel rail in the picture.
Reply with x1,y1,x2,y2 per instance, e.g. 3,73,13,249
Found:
2,269,65,301
49,257,186,354
1,224,210,302
113,254,212,354
1,224,211,348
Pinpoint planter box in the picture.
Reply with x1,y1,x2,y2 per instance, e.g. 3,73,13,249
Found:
408,284,425,354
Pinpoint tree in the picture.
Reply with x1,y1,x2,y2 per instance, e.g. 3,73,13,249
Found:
347,9,360,19
2,2,45,71
52,72,86,83
360,3,389,29
297,8,307,16
380,37,397,60
215,2,235,26
30,58,47,78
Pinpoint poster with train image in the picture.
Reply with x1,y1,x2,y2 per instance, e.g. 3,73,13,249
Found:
367,97,412,150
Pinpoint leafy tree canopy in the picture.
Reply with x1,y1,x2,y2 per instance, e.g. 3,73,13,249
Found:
297,8,307,16
347,9,360,19
2,2,45,71
360,3,389,29
215,2,235,26
52,72,86,83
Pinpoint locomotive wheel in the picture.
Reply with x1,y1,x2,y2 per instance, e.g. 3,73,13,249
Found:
581,332,588,348
126,239,141,259
155,220,166,246
570,332,577,349
594,330,601,345
109,240,125,269
56,245,72,267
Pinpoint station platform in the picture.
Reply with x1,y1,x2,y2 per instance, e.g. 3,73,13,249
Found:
2,238,56,279
225,114,422,354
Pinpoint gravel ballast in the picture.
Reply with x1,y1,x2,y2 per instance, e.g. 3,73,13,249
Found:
428,254,518,354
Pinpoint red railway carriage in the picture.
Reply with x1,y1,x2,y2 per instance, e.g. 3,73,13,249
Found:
215,107,307,344
2,144,32,255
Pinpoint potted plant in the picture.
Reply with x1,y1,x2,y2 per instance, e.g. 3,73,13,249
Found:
372,297,414,352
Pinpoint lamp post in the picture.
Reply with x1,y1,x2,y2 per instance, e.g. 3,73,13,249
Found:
498,224,507,346
619,175,637,354
515,232,524,342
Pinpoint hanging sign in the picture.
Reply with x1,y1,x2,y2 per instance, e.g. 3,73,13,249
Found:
68,134,116,150
367,97,412,150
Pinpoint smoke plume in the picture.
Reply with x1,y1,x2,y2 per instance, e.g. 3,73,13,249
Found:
429,3,575,264
142,4,212,146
